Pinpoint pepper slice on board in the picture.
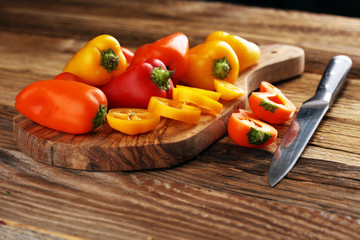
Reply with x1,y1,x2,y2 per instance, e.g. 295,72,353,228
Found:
107,108,160,135
227,109,278,148
172,87,223,115
249,81,296,124
175,85,221,101
206,31,261,73
147,97,201,124
180,40,239,90
63,34,127,86
214,79,245,101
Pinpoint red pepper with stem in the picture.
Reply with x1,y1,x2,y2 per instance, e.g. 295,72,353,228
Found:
130,32,189,85
100,58,174,109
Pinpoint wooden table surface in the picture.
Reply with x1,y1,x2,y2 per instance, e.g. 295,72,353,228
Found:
1,0,360,239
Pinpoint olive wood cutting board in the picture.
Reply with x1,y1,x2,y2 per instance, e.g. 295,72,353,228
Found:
13,44,304,171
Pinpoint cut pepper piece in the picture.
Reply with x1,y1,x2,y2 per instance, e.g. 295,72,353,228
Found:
214,79,245,101
172,88,223,115
107,108,160,135
227,109,278,148
175,85,221,101
147,97,201,124
249,81,296,124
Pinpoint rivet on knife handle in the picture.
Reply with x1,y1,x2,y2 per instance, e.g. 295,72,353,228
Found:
268,55,352,187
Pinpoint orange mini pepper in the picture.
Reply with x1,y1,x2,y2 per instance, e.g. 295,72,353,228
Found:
15,80,108,134
206,31,260,73
180,40,239,90
249,81,296,124
63,34,127,86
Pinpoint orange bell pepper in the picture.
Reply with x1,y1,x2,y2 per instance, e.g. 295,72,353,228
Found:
180,40,239,90
147,97,201,124
206,31,260,73
249,81,296,124
63,35,127,86
107,108,160,135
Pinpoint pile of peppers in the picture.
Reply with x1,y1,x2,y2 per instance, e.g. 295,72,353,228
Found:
15,31,295,147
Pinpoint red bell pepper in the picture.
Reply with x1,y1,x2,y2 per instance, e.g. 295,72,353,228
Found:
130,32,189,85
100,58,174,109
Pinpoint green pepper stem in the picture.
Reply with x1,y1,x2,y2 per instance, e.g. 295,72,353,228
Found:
247,127,272,145
151,67,174,91
213,57,232,79
92,104,108,129
100,48,119,73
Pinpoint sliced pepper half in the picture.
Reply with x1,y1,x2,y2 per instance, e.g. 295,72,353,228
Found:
227,109,278,148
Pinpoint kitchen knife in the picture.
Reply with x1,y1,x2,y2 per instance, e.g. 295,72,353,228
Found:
268,55,352,187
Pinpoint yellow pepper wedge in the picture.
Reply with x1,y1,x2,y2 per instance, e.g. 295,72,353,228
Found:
63,35,127,86
214,79,245,101
179,40,239,90
172,88,223,115
107,108,160,135
148,97,201,124
175,85,221,101
206,31,260,73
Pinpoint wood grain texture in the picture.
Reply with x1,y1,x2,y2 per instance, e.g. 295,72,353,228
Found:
1,0,360,239
12,44,304,171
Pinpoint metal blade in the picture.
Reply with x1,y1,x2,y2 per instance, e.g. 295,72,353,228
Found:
268,100,328,187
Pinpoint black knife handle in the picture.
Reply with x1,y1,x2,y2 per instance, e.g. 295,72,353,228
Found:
310,55,352,106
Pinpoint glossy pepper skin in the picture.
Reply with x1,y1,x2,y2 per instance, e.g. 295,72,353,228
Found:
63,34,127,86
249,81,296,124
227,109,277,148
15,80,108,134
130,32,189,85
180,40,239,90
100,58,174,109
206,31,261,73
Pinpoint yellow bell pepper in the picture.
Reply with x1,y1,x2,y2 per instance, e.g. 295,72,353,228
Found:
206,31,260,73
63,34,127,86
180,40,239,90
107,108,160,135
148,97,201,124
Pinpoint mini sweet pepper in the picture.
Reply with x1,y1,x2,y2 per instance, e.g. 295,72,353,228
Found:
100,58,174,109
130,32,189,85
63,34,127,86
206,31,260,73
180,40,239,90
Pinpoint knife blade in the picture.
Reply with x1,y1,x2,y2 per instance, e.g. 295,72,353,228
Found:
268,55,352,187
